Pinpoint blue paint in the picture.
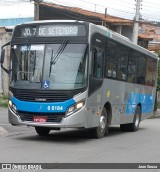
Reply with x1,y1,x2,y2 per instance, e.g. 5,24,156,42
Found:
11,97,75,113
0,18,33,27
126,93,154,115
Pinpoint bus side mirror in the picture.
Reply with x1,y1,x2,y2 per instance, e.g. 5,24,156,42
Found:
0,41,11,74
0,49,5,64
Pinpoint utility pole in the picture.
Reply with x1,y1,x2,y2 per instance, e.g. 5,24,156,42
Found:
30,0,43,21
132,0,141,44
95,4,97,12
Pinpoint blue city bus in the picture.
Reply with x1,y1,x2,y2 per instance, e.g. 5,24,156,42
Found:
0,20,158,138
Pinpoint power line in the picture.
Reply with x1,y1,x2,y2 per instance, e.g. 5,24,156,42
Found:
140,1,160,21
46,0,135,16
141,13,160,21
0,0,31,6
79,0,134,10
117,0,135,5
81,0,135,12
142,0,160,6
41,0,160,22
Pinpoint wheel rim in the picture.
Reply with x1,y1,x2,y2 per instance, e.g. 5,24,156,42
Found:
135,111,140,127
99,115,107,133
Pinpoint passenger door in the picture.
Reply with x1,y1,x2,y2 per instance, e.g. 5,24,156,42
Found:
89,47,104,95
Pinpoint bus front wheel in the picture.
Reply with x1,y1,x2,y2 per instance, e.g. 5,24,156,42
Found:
35,127,50,136
91,107,108,139
120,106,141,132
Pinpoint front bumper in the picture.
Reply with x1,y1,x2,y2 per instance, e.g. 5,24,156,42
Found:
8,106,87,128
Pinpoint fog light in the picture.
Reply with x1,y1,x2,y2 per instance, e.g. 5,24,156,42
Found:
9,100,17,114
12,104,17,111
68,106,75,113
8,100,12,108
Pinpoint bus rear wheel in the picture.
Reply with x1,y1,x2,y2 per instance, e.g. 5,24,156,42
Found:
91,107,108,139
120,106,141,132
35,127,50,136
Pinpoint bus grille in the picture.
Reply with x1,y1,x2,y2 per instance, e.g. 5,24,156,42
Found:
12,90,69,102
18,111,65,123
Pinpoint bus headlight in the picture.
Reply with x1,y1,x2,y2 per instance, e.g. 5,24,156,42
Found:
66,100,85,117
76,102,84,109
8,100,12,107
9,100,17,114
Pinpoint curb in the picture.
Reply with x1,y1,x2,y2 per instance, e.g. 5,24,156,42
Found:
0,126,8,137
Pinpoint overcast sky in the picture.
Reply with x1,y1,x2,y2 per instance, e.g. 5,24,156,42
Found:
0,0,159,22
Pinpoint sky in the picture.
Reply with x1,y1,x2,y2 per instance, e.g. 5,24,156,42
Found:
0,0,34,18
0,0,160,22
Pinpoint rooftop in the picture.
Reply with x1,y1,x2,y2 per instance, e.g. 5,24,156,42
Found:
40,2,133,26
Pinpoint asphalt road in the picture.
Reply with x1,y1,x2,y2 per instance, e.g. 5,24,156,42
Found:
0,107,160,172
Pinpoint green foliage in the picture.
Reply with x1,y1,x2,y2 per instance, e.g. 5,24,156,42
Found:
154,92,158,111
0,94,8,108
156,51,160,91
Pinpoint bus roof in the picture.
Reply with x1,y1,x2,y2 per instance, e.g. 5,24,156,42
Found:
16,20,85,25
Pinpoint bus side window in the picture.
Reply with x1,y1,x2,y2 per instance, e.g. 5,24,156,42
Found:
137,55,146,84
105,39,117,79
117,44,128,80
92,48,104,79
127,49,137,83
145,58,156,86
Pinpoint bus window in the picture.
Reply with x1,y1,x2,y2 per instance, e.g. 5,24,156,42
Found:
93,48,104,79
127,49,137,83
145,58,156,86
152,60,157,86
137,55,146,84
105,40,117,78
12,45,44,83
117,44,128,80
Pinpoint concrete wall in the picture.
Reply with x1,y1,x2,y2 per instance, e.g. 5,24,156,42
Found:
121,26,133,41
0,28,12,95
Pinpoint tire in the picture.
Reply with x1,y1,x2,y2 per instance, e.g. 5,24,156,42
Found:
120,106,141,132
35,127,50,136
91,107,109,139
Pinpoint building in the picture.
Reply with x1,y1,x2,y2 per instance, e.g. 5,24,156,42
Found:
139,24,160,52
38,2,154,49
0,27,13,94
0,17,33,27
39,2,133,40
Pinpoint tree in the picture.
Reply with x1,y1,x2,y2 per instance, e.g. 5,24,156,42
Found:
156,51,160,91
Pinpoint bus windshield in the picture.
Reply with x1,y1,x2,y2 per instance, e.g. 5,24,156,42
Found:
11,43,88,90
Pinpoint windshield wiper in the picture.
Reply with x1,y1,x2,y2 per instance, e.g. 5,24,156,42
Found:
49,39,68,77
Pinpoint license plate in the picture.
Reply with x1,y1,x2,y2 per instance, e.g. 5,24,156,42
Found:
33,116,47,123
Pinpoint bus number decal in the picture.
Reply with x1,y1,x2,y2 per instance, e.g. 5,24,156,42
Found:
47,106,63,111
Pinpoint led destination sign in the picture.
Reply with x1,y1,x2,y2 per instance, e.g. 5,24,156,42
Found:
20,25,86,37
